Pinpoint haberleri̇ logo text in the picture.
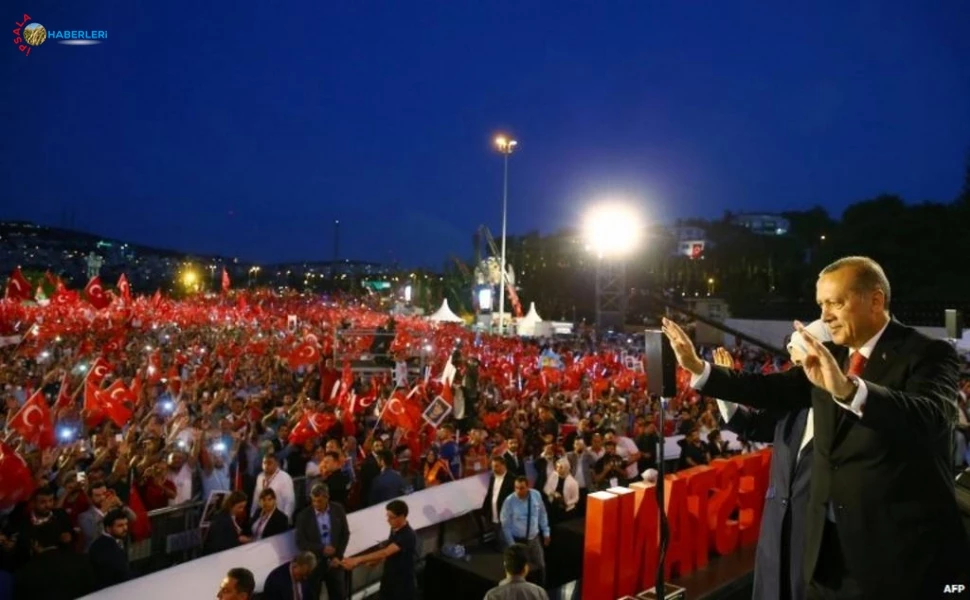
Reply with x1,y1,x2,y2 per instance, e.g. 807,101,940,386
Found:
13,14,107,56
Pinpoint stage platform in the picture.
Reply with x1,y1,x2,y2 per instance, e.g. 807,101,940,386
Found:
422,515,754,600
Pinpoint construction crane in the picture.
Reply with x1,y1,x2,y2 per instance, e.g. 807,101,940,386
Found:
450,255,472,279
477,225,523,318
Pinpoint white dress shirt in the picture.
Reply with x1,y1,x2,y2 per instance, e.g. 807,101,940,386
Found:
717,399,815,455
490,472,506,523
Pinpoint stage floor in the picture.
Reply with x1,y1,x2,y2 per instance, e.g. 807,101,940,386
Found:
422,515,754,600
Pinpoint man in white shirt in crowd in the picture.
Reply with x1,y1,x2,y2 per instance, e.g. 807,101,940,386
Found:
166,451,194,506
253,453,295,523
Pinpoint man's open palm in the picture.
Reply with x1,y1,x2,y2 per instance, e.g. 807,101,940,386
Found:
661,318,704,375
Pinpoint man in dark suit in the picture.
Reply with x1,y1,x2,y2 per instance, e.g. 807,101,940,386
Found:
294,483,350,600
502,438,525,478
481,455,516,547
87,508,132,591
713,343,817,600
663,256,970,599
360,438,384,507
262,551,317,600
369,450,406,506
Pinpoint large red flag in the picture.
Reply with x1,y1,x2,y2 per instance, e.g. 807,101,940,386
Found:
83,276,111,310
7,390,56,449
4,267,31,301
0,443,36,510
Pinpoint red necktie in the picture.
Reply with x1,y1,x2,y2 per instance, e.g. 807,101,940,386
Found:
847,352,867,377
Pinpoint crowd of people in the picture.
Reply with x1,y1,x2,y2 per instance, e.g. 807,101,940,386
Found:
1,273,968,599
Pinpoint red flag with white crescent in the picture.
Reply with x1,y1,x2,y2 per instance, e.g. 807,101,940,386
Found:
105,379,136,405
287,342,320,370
7,390,56,449
4,267,31,302
84,356,113,388
83,276,111,310
84,381,132,428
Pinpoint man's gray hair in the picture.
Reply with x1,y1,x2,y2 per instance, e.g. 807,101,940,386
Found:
819,256,891,308
293,551,318,570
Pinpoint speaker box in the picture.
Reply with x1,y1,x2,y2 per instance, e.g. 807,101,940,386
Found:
945,309,963,340
644,329,677,398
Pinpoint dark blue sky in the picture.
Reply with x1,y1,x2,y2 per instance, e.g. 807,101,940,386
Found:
5,1,970,267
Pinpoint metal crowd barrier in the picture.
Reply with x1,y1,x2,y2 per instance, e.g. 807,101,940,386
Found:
128,477,313,576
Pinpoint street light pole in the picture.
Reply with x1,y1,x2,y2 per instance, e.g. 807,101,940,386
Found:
498,151,509,336
494,135,517,336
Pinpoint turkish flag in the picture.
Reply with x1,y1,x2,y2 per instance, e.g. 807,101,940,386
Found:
0,443,36,510
383,388,423,432
85,356,113,388
289,411,338,445
116,273,131,302
104,379,136,405
83,276,111,310
127,484,152,541
8,390,56,449
288,342,320,370
102,334,126,356
221,268,231,294
4,267,31,302
84,381,132,428
319,364,339,402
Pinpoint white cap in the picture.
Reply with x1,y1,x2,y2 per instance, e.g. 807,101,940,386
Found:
641,468,658,483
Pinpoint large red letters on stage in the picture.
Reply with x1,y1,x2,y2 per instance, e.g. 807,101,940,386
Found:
582,449,772,600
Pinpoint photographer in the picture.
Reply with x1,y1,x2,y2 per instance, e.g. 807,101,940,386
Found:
592,440,631,490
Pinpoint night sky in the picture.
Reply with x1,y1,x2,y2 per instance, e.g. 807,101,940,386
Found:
4,2,970,267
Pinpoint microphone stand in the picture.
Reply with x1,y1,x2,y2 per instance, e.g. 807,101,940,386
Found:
655,396,670,598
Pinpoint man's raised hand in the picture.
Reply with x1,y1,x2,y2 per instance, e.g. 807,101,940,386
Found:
661,318,705,375
712,347,734,369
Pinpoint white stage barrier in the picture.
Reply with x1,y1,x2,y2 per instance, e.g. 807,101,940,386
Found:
82,472,490,599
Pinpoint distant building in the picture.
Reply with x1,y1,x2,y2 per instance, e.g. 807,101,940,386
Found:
669,224,711,259
729,213,790,236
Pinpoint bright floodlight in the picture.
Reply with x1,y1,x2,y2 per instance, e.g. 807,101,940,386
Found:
494,135,517,154
582,203,643,258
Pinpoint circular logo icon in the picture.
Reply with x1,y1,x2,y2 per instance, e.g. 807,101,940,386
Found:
23,23,46,47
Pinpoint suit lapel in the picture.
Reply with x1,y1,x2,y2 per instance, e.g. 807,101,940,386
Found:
858,320,906,385
832,320,906,446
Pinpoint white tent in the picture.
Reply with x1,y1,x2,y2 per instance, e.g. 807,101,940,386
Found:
428,299,464,323
516,302,545,336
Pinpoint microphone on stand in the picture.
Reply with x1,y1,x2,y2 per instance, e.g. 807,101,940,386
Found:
643,330,687,600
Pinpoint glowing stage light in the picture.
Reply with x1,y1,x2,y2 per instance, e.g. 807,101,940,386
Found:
582,202,644,258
